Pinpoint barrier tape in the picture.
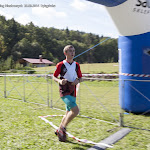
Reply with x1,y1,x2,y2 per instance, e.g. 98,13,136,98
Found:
0,73,118,77
3,73,149,78
0,74,51,77
120,73,150,77
83,74,118,77
39,115,113,148
76,83,80,96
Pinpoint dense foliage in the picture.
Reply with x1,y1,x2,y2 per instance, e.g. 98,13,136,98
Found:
0,15,118,71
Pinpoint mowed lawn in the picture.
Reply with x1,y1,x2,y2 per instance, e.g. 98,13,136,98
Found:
34,63,119,74
0,97,150,150
0,63,150,150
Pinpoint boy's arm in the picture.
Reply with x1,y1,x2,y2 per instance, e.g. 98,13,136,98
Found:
71,77,83,85
72,62,83,85
78,77,83,83
53,62,67,85
53,76,67,85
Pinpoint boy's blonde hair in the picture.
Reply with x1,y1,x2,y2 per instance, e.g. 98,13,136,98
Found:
63,45,75,53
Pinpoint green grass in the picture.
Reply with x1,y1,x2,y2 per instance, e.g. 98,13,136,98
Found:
0,63,150,150
0,98,116,150
34,63,119,74
80,63,119,74
0,97,150,150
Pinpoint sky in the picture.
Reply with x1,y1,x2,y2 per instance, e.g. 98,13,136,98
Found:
0,0,119,38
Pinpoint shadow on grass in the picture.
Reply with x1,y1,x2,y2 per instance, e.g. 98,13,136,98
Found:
123,111,150,131
144,113,150,117
124,110,150,116
65,140,92,150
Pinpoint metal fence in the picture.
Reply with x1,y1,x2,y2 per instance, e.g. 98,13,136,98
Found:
0,74,149,131
0,74,120,124
0,74,52,106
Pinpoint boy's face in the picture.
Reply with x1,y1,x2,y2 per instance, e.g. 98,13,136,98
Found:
65,48,75,58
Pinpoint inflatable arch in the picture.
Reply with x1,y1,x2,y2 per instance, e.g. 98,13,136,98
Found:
87,0,150,113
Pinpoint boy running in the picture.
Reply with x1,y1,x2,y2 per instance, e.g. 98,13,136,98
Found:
53,45,82,142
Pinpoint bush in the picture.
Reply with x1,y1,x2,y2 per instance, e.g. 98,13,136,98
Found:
16,66,36,74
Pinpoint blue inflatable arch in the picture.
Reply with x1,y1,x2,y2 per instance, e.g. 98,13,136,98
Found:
87,0,150,113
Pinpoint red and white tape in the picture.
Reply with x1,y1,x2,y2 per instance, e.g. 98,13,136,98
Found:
39,115,113,148
2,72,150,78
0,74,52,77
3,73,149,78
0,73,118,77
82,74,118,77
120,73,150,77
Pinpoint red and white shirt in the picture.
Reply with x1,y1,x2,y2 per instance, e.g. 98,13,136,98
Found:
53,60,82,97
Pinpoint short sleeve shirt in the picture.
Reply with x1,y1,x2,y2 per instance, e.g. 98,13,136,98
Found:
53,60,82,97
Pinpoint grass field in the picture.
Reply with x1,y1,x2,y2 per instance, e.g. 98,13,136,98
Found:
34,63,119,74
0,63,150,150
0,97,150,150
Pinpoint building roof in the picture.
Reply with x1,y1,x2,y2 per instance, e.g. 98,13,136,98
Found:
20,58,54,64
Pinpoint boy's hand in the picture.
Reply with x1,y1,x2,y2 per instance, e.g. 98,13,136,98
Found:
59,79,67,85
71,79,79,85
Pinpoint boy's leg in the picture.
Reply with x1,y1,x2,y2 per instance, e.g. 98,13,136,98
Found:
60,95,79,128
59,111,69,129
62,105,79,128
55,96,79,142
55,111,69,142
58,105,79,129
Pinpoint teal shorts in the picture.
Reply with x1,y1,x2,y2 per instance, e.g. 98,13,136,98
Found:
61,95,77,111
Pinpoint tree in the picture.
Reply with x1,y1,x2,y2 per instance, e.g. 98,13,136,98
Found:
0,15,118,69
0,35,6,59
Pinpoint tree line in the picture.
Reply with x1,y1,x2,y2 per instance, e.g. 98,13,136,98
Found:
0,15,118,71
